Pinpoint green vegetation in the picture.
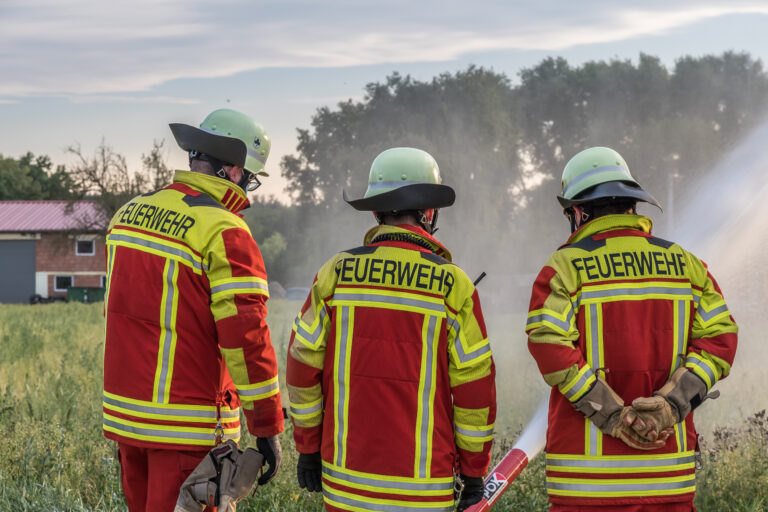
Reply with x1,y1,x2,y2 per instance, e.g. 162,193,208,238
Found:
1,302,766,510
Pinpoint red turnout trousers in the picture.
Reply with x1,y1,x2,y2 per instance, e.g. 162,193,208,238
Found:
117,442,213,512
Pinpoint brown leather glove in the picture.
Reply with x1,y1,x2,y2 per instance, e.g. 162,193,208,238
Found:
630,367,714,441
175,441,265,512
572,377,672,451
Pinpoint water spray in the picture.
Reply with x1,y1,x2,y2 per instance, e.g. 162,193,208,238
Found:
466,397,549,511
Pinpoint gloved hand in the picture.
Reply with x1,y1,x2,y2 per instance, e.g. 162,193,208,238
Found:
256,436,282,485
456,474,484,511
297,452,322,492
629,367,714,441
572,377,672,451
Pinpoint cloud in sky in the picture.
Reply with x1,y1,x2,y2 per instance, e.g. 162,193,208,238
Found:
2,0,767,97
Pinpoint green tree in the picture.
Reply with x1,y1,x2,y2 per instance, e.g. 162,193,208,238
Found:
279,67,523,283
0,152,73,200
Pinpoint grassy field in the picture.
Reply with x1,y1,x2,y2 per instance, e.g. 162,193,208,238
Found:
0,301,766,511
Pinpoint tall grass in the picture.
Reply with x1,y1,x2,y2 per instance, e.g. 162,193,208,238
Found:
0,302,765,511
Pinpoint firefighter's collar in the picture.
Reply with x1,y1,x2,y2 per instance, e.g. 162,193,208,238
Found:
364,224,453,262
173,170,250,214
566,214,653,245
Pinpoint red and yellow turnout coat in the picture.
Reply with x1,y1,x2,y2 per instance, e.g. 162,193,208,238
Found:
287,224,496,512
103,171,284,450
527,215,737,507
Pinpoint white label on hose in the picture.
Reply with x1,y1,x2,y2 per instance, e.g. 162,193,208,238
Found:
483,472,509,505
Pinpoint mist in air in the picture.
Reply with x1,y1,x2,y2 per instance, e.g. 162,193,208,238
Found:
249,53,768,433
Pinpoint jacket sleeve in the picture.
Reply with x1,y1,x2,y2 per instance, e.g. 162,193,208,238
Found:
686,263,738,391
526,261,596,404
207,225,284,438
447,284,496,478
286,274,331,454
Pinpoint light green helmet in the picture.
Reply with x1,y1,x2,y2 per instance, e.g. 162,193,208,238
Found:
557,146,660,209
344,147,455,211
169,108,270,177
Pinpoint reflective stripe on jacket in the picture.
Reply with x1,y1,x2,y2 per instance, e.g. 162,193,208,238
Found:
287,224,496,511
527,214,737,507
103,170,284,450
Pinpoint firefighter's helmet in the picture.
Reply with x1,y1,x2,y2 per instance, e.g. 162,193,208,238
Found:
557,146,661,209
344,147,455,211
169,109,270,178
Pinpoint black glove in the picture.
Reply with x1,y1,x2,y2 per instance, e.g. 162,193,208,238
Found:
256,435,282,485
297,452,322,492
456,474,484,512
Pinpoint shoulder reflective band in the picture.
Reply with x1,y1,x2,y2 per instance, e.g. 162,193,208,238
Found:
446,316,491,366
696,302,730,324
293,306,329,348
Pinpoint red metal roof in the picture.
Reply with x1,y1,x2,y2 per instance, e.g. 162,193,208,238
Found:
0,201,107,232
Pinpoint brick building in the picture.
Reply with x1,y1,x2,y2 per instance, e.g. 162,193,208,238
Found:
0,201,107,303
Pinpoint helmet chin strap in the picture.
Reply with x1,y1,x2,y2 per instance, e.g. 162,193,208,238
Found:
566,206,590,233
374,209,439,234
190,151,250,192
418,209,439,234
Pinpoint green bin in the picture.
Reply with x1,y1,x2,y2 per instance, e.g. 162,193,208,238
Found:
66,287,106,303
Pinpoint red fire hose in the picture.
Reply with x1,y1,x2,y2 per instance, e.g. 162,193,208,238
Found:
466,397,549,511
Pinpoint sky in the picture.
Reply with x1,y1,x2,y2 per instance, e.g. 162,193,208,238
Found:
1,0,768,200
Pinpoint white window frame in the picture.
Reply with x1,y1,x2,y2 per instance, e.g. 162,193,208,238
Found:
75,238,96,256
54,275,74,292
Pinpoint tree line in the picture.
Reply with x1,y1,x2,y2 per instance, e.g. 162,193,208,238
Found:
3,52,767,293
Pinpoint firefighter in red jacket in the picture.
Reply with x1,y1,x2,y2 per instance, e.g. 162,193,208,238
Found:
527,146,738,511
103,109,284,511
286,147,497,511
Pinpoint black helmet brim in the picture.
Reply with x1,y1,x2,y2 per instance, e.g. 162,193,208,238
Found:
557,181,662,210
344,183,456,211
169,123,247,168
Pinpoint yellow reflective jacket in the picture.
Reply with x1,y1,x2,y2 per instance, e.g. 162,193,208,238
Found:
287,224,496,512
103,171,284,450
527,214,737,507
